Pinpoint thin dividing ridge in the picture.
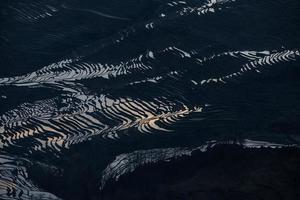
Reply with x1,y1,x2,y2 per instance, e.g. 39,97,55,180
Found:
0,94,202,153
195,50,272,64
61,3,132,21
127,70,183,86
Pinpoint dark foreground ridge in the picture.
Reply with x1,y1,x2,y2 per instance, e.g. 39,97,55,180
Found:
102,145,300,200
